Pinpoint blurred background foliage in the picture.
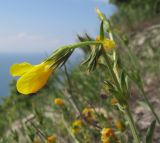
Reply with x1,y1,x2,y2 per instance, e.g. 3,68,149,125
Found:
0,0,160,142
110,0,160,31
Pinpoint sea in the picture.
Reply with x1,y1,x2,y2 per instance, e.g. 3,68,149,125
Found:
0,51,83,97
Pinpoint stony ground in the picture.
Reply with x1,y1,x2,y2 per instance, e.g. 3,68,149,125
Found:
129,23,160,143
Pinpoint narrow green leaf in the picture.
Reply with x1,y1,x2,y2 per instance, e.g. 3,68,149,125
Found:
82,45,102,72
100,21,104,40
96,8,112,34
104,80,114,89
104,81,123,103
96,8,105,20
146,120,156,143
120,70,129,97
121,71,126,88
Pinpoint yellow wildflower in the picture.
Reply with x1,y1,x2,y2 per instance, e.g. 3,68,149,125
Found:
71,119,83,134
103,38,115,51
82,107,95,124
111,97,118,105
54,98,64,106
47,135,56,143
101,128,116,143
96,36,115,52
10,61,54,95
114,120,125,132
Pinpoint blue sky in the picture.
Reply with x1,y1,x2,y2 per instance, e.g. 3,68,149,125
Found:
0,0,116,53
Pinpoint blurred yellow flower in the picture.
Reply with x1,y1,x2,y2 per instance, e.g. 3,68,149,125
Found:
82,107,95,124
54,98,64,106
96,36,115,52
111,97,118,105
103,39,115,51
71,119,82,134
101,128,119,143
10,61,54,95
114,120,125,132
101,128,114,143
47,135,56,143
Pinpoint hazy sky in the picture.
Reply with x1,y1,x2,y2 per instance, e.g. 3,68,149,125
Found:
0,0,116,53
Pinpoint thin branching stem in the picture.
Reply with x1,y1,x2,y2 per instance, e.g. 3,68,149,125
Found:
102,50,141,143
125,108,141,143
62,115,80,143
64,65,82,115
117,34,160,124
141,89,160,124
64,65,102,130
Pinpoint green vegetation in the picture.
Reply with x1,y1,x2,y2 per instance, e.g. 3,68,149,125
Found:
1,1,160,143
110,0,160,31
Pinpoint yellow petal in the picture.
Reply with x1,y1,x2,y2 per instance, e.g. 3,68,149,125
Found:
54,98,64,106
103,39,115,51
10,62,33,76
16,63,53,95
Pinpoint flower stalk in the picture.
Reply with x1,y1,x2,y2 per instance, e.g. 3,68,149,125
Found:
48,41,102,60
125,107,141,143
102,50,141,143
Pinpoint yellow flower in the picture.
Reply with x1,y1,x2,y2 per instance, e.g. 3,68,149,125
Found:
54,98,64,106
111,97,118,105
71,119,83,134
10,61,54,95
114,120,125,132
47,135,56,143
96,36,115,52
101,128,115,143
101,128,119,143
103,39,115,51
82,108,95,124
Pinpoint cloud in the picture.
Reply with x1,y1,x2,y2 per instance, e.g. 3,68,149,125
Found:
0,33,63,53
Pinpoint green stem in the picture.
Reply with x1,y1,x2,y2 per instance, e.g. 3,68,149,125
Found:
115,33,160,124
114,34,140,70
67,41,102,50
53,41,101,54
47,40,102,62
102,51,121,91
102,51,141,143
64,65,82,115
102,51,126,103
62,115,80,143
114,32,160,125
64,65,102,130
141,89,160,124
125,107,141,143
